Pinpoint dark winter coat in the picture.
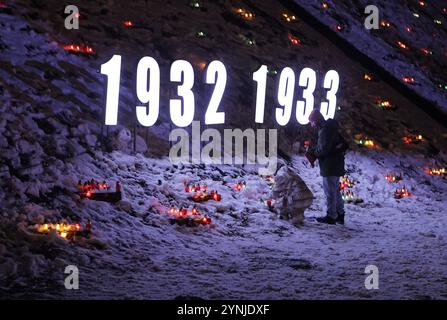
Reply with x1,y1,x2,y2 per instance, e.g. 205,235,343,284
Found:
312,119,345,177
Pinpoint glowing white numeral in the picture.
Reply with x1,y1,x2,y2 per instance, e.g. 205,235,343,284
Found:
136,57,160,127
205,60,227,124
253,65,268,124
296,67,316,125
101,55,122,125
276,67,295,126
320,70,340,120
170,60,195,127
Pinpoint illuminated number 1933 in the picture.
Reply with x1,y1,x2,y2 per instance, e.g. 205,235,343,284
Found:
253,65,340,125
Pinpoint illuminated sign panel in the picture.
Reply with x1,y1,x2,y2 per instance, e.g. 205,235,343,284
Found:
101,56,340,126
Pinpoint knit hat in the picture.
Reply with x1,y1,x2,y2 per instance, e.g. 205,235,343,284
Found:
308,108,325,123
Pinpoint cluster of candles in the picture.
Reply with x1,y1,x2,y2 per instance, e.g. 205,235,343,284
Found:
168,205,212,225
63,44,95,54
397,41,409,50
184,183,222,202
385,174,402,183
233,8,255,21
377,99,395,110
381,20,391,28
234,181,246,191
402,76,416,84
282,13,297,22
402,134,423,145
288,33,301,46
34,220,91,239
364,73,373,81
394,186,411,199
339,176,355,190
339,176,362,203
78,179,120,198
341,190,362,203
356,137,376,148
184,183,206,193
427,168,446,176
193,190,222,202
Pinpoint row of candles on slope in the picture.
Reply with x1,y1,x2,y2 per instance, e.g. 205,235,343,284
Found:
184,180,248,196
392,42,447,91
62,4,303,54
57,0,446,68
77,179,121,197
355,134,424,149
185,176,276,207
34,220,92,240
323,1,447,91
339,175,413,201
167,205,211,225
381,172,443,198
365,73,446,92
383,174,412,199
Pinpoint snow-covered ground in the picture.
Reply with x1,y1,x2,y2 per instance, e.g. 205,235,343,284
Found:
1,0,446,300
2,150,446,299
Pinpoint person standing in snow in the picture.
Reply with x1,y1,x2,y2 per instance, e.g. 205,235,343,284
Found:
305,109,347,225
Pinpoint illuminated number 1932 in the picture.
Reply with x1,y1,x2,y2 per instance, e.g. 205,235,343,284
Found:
100,56,228,127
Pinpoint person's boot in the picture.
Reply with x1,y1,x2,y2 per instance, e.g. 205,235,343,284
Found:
336,213,345,225
316,215,336,225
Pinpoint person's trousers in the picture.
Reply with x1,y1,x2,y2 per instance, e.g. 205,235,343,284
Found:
322,176,345,219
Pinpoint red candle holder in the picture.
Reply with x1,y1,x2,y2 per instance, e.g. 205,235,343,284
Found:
402,134,423,145
123,20,134,28
288,33,301,46
385,174,402,183
394,187,411,199
402,76,416,84
335,24,344,31
235,181,246,191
